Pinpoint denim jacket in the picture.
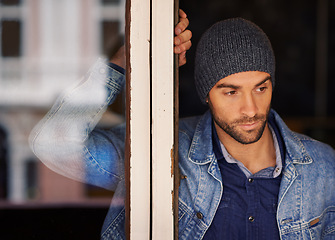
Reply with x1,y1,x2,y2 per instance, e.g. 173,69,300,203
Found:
30,59,335,239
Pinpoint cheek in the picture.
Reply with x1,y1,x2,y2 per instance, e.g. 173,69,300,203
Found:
211,101,237,122
258,94,272,110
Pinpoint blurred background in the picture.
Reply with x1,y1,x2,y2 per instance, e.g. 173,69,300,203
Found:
0,0,334,239
0,0,125,239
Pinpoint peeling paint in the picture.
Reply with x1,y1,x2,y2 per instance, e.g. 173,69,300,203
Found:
171,145,174,177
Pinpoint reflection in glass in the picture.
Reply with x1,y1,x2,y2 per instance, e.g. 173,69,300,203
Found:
0,0,125,237
1,20,21,57
101,0,120,5
0,0,21,6
0,0,125,203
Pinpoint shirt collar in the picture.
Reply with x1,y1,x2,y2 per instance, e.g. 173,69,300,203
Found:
212,117,285,179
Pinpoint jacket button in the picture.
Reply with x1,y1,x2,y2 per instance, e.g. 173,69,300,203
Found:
248,178,254,183
248,216,255,222
196,212,203,219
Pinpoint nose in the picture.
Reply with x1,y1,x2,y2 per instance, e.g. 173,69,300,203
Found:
241,94,258,117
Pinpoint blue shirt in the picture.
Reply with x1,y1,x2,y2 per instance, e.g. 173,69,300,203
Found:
203,116,286,239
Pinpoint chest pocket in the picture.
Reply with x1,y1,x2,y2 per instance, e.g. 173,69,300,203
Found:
308,206,335,240
178,199,194,234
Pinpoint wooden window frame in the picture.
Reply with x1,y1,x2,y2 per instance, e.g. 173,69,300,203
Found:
125,0,179,238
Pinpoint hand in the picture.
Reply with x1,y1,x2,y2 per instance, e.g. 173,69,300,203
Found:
110,45,126,69
174,9,192,67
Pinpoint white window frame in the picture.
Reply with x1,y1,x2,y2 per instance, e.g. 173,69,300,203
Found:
126,0,178,238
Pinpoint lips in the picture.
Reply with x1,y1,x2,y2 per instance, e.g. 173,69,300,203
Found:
238,121,260,131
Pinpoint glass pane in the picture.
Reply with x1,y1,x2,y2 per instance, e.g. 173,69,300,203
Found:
101,0,120,5
101,20,120,58
0,0,126,238
0,127,8,199
26,160,38,199
0,0,20,6
1,20,21,57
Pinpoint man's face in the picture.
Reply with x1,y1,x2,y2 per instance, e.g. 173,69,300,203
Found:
207,71,272,145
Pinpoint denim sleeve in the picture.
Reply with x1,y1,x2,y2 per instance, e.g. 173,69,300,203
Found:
29,58,126,191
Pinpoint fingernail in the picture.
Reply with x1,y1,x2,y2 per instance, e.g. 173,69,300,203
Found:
176,28,181,35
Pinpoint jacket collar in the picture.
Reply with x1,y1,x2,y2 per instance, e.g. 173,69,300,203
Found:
188,109,313,165
188,111,216,165
270,110,312,165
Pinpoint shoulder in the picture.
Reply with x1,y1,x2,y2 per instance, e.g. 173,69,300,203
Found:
287,129,335,171
179,115,202,137
178,113,210,154
297,133,335,165
271,110,335,166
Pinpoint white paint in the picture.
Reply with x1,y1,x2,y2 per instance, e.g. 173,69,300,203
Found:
128,0,176,238
151,0,175,239
128,0,151,238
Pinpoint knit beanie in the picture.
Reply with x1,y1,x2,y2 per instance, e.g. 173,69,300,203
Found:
194,18,275,104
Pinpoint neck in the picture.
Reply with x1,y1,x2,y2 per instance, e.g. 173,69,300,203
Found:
216,123,276,174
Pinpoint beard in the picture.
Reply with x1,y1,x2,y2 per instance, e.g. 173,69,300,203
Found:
209,103,270,145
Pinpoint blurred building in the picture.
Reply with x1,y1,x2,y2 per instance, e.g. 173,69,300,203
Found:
0,0,125,202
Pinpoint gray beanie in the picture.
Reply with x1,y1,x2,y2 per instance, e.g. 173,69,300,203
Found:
194,18,275,104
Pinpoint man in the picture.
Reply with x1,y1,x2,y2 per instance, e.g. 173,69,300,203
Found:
30,15,335,239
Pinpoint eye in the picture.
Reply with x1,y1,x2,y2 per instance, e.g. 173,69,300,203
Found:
256,86,267,93
225,90,237,96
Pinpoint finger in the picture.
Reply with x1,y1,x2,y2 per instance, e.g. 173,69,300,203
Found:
175,17,189,34
178,51,187,67
174,29,192,46
175,17,189,35
174,40,192,54
179,9,187,19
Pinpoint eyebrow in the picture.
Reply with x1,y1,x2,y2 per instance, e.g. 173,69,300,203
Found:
215,76,271,89
255,76,271,87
